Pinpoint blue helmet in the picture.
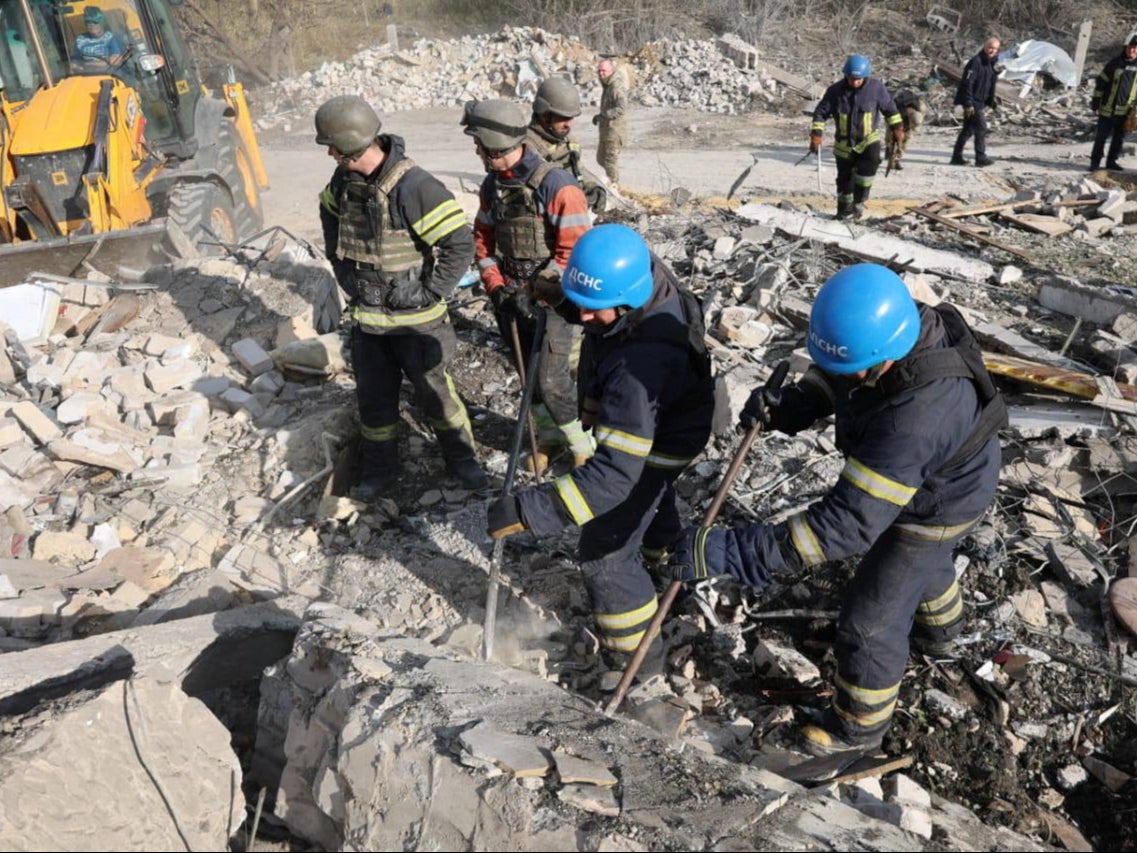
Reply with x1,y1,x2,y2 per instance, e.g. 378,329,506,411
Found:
807,263,920,374
843,54,871,79
563,224,653,311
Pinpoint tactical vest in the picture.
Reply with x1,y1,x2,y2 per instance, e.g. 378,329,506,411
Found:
336,157,422,278
527,128,608,215
867,303,1007,467
491,161,556,266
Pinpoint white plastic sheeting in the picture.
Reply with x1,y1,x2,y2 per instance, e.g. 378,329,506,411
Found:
1000,40,1079,88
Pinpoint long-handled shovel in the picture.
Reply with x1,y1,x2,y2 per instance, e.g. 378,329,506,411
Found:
604,360,790,714
483,308,548,661
508,316,543,484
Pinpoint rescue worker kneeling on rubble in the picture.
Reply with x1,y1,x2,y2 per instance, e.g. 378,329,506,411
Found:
489,225,716,664
464,98,595,473
316,95,487,498
668,264,1005,756
811,54,903,220
527,77,608,215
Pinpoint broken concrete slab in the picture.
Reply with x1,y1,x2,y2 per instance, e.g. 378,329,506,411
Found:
32,530,96,566
559,783,621,816
753,639,821,683
1037,276,1137,325
232,337,274,376
735,203,996,281
458,721,551,778
4,401,62,444
553,751,619,787
0,678,240,851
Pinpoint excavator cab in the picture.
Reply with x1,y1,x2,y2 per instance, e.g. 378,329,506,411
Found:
0,0,268,286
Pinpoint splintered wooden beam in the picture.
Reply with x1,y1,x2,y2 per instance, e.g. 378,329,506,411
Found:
983,352,1137,403
909,206,1033,261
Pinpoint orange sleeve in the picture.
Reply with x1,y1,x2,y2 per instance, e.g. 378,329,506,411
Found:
546,184,591,270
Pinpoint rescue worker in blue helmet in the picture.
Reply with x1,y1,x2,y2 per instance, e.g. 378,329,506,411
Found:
811,55,904,220
489,224,715,667
668,263,1005,756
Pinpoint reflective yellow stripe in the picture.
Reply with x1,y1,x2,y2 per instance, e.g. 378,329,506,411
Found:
594,426,652,458
854,173,874,187
601,630,646,652
887,113,903,127
554,474,593,525
841,458,917,506
361,423,399,442
835,699,897,728
645,451,693,470
413,200,467,245
810,120,825,134
835,674,900,705
895,517,977,542
595,597,658,632
788,513,825,566
837,114,848,138
916,596,963,627
353,302,448,328
320,186,338,214
919,579,960,614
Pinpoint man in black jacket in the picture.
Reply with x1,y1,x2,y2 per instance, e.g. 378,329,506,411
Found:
1089,33,1137,172
952,38,1000,167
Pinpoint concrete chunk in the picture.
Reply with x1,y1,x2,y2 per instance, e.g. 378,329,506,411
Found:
1037,275,1137,324
56,391,108,425
32,530,97,565
458,722,551,778
552,751,619,787
232,337,274,376
5,401,62,444
559,783,621,816
0,417,26,450
219,387,266,419
144,360,204,394
753,639,821,683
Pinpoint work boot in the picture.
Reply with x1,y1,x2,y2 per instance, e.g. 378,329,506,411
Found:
353,439,398,502
949,155,968,166
975,155,994,167
893,160,904,172
910,635,961,659
1107,161,1124,172
800,710,884,758
445,455,488,489
1088,161,1101,172
852,203,867,221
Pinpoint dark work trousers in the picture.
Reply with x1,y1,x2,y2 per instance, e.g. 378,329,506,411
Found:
352,323,476,472
835,142,882,214
1090,115,1129,168
493,304,581,428
830,523,969,745
578,465,682,653
952,105,988,160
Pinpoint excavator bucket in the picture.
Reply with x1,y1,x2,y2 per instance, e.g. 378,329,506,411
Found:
0,221,169,289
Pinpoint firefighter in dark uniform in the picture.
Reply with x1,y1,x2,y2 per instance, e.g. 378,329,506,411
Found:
811,54,904,220
316,95,487,498
951,37,1000,167
527,76,607,214
464,98,595,474
489,224,715,663
669,263,1005,756
1089,33,1137,172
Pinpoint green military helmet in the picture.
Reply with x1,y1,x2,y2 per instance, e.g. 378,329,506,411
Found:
461,99,527,150
314,96,382,157
533,77,582,118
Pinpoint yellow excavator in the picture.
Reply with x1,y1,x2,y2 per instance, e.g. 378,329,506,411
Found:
0,0,269,287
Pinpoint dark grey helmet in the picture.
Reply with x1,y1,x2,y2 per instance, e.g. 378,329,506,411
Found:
314,96,382,155
461,99,527,150
533,77,582,118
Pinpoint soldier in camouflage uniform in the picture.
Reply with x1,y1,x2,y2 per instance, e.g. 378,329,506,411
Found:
527,76,607,214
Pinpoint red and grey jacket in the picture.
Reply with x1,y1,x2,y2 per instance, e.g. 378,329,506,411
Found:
708,303,1004,588
811,78,902,157
474,147,590,294
516,259,715,536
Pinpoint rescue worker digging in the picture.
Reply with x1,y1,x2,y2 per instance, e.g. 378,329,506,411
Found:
527,76,607,214
668,264,1005,756
810,54,903,220
488,225,715,667
316,95,487,498
464,98,595,474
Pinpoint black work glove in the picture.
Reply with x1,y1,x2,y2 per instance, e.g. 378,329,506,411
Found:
489,283,520,316
592,114,602,126
334,264,360,302
740,386,789,432
531,267,565,307
388,277,433,310
488,496,526,539
668,526,728,582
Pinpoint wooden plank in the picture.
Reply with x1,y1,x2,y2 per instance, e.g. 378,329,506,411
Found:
942,198,1099,220
1000,212,1074,236
829,754,914,785
909,206,1033,261
983,352,1137,403
1072,20,1093,88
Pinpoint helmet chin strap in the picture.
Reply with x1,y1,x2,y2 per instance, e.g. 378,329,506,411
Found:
861,362,888,387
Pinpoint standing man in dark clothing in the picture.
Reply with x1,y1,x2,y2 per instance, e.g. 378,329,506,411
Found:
810,54,904,220
951,37,1000,167
489,225,715,663
464,98,595,474
669,264,1004,756
1089,33,1137,172
316,96,487,498
527,77,607,214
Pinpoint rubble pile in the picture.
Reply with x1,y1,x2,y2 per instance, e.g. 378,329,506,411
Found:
3,181,1137,849
258,26,793,130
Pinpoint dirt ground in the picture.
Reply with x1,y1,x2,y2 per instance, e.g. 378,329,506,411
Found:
257,105,1107,242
